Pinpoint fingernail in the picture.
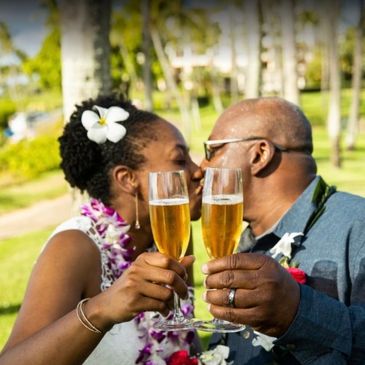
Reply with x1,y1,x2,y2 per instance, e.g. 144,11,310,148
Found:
207,304,211,312
202,291,207,302
203,276,207,288
188,255,196,263
183,270,188,282
202,264,209,274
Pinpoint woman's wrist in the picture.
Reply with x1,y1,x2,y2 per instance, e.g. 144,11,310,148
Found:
83,296,114,333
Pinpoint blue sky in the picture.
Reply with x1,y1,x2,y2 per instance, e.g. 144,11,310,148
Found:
0,0,361,60
0,0,47,57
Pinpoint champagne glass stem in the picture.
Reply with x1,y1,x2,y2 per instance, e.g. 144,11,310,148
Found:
171,292,185,324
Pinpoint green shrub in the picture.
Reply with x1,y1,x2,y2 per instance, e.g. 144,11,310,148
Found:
0,135,61,180
0,99,16,131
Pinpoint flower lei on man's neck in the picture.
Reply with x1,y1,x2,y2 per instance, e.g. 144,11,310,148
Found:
81,198,195,364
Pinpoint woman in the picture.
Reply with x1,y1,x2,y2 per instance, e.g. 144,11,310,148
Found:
0,95,203,364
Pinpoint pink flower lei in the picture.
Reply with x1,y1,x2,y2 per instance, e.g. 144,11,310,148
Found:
81,198,195,364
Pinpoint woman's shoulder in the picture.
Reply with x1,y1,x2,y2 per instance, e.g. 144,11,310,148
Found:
43,216,100,255
40,217,102,280
48,216,95,239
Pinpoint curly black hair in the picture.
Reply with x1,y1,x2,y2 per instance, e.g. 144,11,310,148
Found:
59,94,159,204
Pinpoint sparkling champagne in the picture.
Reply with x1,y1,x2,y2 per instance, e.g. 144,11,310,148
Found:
149,198,191,260
202,194,243,259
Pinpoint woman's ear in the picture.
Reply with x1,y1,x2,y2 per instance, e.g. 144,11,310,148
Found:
112,165,138,195
249,140,277,176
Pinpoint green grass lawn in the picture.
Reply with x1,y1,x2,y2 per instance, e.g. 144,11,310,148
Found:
0,229,53,348
0,170,68,215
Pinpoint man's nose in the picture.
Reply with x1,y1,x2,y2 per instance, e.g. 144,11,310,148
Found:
192,164,204,180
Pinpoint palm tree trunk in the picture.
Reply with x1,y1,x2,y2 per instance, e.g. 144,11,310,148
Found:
142,0,153,111
150,25,191,141
59,0,112,121
326,0,341,168
119,42,138,97
229,5,239,103
59,0,112,211
345,0,364,150
244,0,261,98
280,0,299,105
211,70,224,114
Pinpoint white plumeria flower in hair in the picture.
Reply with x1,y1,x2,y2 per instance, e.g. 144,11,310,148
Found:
81,105,129,144
270,232,304,259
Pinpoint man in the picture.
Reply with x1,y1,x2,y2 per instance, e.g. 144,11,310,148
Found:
201,97,365,364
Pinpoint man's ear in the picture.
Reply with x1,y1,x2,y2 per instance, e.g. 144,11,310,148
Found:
249,140,276,176
112,165,138,194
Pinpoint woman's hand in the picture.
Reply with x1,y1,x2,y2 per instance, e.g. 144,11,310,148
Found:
86,252,195,330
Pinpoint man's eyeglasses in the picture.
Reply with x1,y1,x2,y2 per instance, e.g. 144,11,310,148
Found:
203,137,289,161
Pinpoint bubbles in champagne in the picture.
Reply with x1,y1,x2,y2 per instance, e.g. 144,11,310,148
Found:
202,194,244,259
149,198,191,260
149,197,189,206
202,194,243,205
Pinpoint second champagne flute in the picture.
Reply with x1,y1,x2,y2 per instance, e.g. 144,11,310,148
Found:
195,167,245,333
149,170,193,331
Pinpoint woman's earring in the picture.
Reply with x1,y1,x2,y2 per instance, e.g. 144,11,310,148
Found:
135,193,141,230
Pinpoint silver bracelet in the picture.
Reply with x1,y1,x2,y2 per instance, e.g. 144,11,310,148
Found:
76,298,102,334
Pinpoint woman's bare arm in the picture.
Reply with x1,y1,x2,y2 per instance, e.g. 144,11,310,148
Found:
0,230,106,364
0,231,191,365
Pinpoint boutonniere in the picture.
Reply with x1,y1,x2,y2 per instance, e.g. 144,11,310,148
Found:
167,346,231,365
270,232,307,284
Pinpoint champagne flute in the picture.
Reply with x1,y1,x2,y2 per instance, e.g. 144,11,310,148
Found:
195,167,245,333
149,170,193,331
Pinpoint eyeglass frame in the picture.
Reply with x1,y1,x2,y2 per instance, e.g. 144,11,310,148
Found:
203,136,289,161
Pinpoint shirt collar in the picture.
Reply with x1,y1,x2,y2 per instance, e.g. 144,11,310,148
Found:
239,176,325,252
273,176,320,239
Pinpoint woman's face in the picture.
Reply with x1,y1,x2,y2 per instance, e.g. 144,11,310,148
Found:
136,119,203,221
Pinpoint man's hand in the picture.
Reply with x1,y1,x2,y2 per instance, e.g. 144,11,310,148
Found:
202,253,300,337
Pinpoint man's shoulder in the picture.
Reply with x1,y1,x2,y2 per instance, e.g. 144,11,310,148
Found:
327,190,365,215
320,191,365,238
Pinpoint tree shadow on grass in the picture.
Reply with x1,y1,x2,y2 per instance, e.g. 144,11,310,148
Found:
0,303,21,315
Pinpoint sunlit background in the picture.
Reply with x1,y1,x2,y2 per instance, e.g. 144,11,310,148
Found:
0,0,364,348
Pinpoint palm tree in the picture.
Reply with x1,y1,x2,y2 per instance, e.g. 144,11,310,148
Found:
280,0,299,105
325,0,341,167
0,22,13,54
244,0,261,99
346,0,365,150
229,4,239,103
149,0,205,142
59,0,112,120
141,0,153,111
150,24,190,135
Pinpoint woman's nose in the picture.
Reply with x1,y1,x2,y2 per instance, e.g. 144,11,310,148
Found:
200,158,209,173
190,161,203,181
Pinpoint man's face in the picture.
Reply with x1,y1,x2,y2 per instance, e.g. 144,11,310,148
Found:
201,115,251,172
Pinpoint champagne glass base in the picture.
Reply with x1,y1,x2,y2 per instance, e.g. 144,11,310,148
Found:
153,318,194,332
193,319,245,333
